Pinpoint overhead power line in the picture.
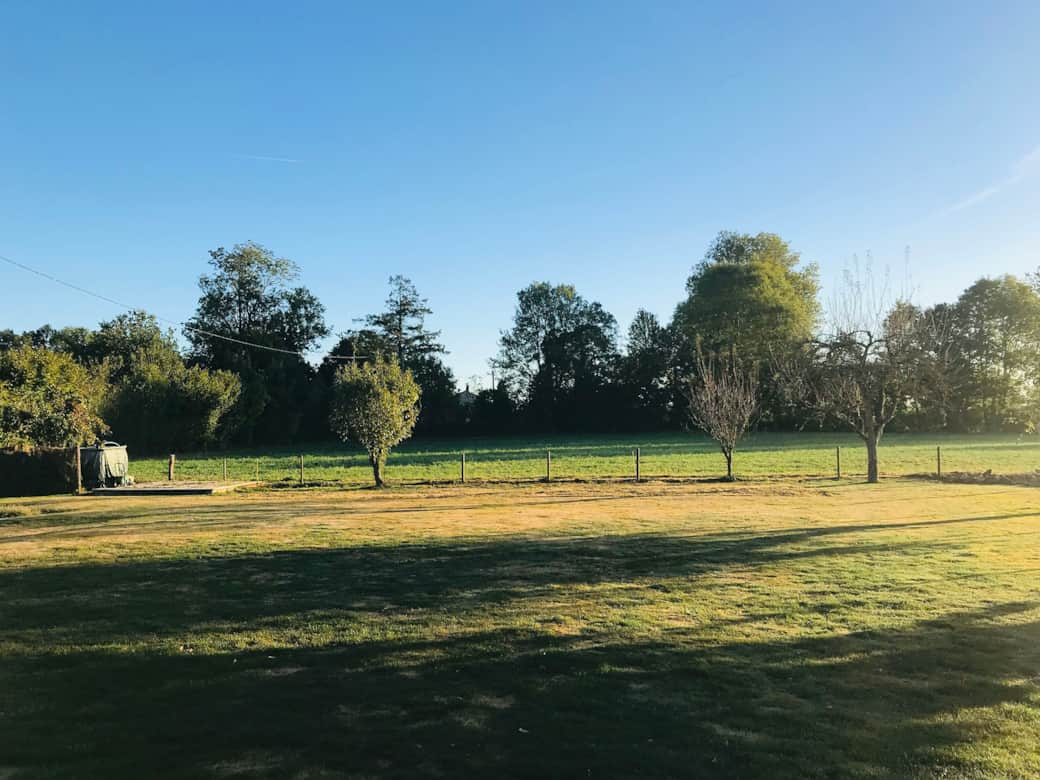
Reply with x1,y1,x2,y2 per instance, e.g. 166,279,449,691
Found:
0,251,365,361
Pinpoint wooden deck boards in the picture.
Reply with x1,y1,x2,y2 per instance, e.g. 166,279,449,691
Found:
91,481,261,496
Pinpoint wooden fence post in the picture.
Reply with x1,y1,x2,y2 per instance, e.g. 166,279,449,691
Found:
635,447,641,483
546,449,551,482
299,454,304,485
168,454,176,481
937,446,942,482
461,452,466,483
836,446,841,480
74,446,83,495
255,459,260,481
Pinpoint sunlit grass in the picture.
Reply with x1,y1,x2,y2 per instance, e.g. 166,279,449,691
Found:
128,431,1040,485
1,481,1038,777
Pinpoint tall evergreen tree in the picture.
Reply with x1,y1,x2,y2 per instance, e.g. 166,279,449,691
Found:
363,276,444,364
333,276,458,432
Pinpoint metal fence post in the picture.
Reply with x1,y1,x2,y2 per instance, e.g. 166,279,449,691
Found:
937,446,942,482
168,454,176,481
299,454,304,485
635,447,641,482
546,449,551,482
461,452,466,483
836,446,841,480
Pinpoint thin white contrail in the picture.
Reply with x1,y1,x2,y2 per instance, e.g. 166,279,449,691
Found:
947,144,1040,212
235,154,302,164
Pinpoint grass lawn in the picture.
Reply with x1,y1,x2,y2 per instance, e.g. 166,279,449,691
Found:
1,480,1038,777
129,431,1040,486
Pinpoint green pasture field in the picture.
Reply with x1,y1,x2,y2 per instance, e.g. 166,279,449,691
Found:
129,431,1040,485
1,480,1038,777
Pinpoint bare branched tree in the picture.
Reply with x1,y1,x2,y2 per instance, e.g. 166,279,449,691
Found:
775,258,925,483
685,351,759,480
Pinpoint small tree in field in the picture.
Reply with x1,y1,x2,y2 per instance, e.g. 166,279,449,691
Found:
330,356,420,487
775,261,925,484
685,351,759,480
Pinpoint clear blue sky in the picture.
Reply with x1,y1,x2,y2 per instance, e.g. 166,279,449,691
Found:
2,1,1038,386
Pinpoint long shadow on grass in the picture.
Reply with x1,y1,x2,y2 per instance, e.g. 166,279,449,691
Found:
0,530,972,646
3,524,1038,777
2,600,1036,778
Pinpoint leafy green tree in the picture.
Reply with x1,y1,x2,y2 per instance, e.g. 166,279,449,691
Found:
91,311,180,381
407,355,461,431
330,356,420,487
619,310,675,429
674,231,819,362
186,242,329,443
470,381,516,433
498,282,619,429
953,276,1040,431
0,346,108,449
0,325,94,360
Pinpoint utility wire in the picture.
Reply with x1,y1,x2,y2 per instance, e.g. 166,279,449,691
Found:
0,251,366,361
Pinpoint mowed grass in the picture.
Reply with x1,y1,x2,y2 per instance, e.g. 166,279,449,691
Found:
131,431,1040,485
1,481,1038,777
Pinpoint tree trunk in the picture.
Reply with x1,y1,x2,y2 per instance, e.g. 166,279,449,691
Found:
865,433,880,484
370,452,385,488
724,449,733,481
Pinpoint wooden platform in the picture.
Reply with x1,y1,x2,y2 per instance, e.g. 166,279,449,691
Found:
91,481,261,496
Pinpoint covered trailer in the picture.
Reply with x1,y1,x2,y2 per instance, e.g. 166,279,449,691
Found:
80,442,130,489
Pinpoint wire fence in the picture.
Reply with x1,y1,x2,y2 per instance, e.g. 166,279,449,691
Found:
128,439,1039,487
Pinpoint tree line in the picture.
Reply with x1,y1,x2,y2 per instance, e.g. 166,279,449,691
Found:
3,233,1040,465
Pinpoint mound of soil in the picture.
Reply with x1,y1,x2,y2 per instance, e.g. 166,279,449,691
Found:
927,470,1040,487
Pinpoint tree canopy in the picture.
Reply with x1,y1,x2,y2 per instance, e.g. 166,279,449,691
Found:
8,232,1040,451
0,345,108,449
330,356,421,486
329,276,458,432
186,242,329,362
674,231,819,362
498,282,619,429
620,310,676,429
186,242,330,443
953,275,1040,431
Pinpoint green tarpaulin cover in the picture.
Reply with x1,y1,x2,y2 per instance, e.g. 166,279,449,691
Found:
80,442,129,489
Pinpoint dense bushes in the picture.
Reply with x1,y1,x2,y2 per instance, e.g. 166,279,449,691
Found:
0,316,240,454
0,345,107,449
105,360,240,452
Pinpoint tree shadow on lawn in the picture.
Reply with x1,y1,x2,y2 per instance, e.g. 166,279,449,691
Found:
4,606,1037,778
0,526,993,640
2,531,1039,777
